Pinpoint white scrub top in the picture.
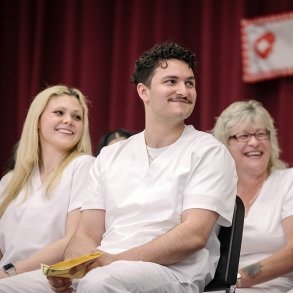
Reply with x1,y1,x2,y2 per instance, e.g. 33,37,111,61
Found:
0,154,94,266
239,168,293,291
82,125,237,286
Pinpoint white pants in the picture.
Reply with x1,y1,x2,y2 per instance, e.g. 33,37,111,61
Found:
207,277,293,293
0,269,50,293
0,261,200,293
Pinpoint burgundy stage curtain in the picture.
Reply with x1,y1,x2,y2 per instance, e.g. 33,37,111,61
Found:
1,0,293,174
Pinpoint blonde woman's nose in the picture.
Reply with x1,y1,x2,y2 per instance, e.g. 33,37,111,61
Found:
63,113,73,124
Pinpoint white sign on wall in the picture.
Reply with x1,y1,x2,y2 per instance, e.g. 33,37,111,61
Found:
241,12,293,83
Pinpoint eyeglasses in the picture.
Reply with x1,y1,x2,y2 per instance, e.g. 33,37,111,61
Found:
229,129,270,142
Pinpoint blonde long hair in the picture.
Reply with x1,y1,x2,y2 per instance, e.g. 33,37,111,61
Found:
212,99,287,172
0,85,92,217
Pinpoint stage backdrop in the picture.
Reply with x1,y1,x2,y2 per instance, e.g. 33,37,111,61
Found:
1,0,293,174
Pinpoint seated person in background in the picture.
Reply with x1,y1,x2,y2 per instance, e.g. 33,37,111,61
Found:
212,99,293,292
96,128,133,155
0,42,237,293
0,85,94,279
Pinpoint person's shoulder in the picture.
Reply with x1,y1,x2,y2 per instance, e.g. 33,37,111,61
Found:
59,154,95,180
73,153,95,161
67,154,95,168
184,125,227,149
0,171,13,186
0,172,13,201
271,167,293,179
183,126,235,166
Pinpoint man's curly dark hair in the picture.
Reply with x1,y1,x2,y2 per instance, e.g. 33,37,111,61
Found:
131,42,197,87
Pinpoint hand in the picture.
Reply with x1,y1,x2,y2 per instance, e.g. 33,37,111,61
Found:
46,250,118,292
69,250,118,275
87,250,119,271
47,276,73,293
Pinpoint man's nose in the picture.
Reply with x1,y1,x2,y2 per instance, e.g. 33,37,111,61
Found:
176,82,188,95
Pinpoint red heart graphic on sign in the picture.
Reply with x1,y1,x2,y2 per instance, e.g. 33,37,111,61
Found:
253,32,275,59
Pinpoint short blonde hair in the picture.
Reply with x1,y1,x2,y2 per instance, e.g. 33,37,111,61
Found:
212,99,287,172
0,85,92,217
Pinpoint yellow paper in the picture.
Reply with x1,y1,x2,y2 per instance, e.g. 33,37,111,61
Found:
41,251,103,279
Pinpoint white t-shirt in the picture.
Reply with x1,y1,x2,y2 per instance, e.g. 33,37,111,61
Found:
82,125,237,287
239,168,293,290
0,154,94,266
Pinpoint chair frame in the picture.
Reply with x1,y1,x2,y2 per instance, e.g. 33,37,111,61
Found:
204,196,245,293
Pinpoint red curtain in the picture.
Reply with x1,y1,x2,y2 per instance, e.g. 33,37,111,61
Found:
1,0,293,173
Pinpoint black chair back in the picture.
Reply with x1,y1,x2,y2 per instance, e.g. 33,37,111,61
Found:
204,196,245,293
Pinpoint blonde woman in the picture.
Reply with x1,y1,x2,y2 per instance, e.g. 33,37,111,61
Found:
0,85,94,278
213,100,293,292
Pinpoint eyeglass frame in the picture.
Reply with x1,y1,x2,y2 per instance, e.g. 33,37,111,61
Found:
228,129,270,142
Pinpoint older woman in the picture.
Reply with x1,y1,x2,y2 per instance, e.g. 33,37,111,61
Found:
212,100,293,292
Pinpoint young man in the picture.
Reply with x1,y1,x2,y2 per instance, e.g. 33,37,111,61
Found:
0,42,237,293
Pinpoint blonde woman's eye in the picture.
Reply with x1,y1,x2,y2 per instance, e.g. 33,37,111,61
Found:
54,111,63,115
73,115,82,121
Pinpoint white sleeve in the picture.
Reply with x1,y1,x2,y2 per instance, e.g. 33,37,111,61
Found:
282,169,293,219
183,143,237,227
81,154,106,211
66,155,95,212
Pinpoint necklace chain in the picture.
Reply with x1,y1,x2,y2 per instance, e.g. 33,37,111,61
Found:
248,186,261,206
244,182,264,216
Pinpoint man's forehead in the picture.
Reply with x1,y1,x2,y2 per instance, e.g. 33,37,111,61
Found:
154,59,194,77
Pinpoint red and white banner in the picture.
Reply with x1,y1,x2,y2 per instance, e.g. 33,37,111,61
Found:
241,12,293,83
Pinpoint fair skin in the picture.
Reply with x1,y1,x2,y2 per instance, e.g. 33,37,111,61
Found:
228,122,293,288
0,95,84,279
228,122,271,210
48,59,219,292
140,59,196,148
38,95,84,182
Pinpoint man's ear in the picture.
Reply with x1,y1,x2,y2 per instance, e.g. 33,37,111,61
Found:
137,83,149,102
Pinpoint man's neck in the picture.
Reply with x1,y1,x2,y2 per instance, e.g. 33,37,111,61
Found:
144,123,185,148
